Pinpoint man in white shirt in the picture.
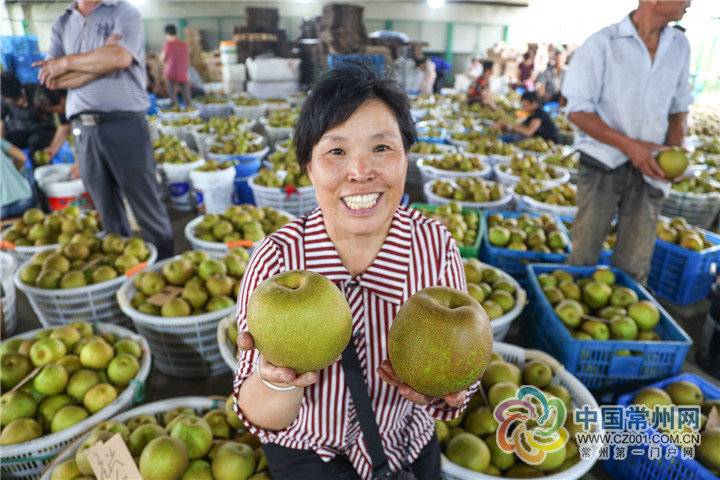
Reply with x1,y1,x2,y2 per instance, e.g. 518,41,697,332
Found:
562,0,693,284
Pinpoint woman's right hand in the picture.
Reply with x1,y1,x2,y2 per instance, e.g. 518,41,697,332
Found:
238,331,320,389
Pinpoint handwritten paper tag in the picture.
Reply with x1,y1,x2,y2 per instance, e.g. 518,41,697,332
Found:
146,285,184,307
86,433,143,480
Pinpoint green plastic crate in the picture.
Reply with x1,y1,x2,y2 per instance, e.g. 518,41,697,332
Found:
409,203,484,258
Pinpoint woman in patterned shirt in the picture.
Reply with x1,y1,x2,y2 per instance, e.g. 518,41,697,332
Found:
233,63,485,480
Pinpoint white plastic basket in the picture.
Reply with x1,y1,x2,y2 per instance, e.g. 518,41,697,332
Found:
39,396,223,480
417,159,492,184
157,123,197,150
158,109,201,122
479,263,526,341
457,147,493,166
117,256,235,377
441,341,601,480
183,215,247,259
422,181,513,210
1,323,151,480
408,145,459,187
205,145,270,163
13,242,157,329
259,117,294,147
493,164,571,189
520,194,579,218
197,102,233,118
1,251,17,336
2,220,105,264
248,176,318,217
218,315,238,371
662,189,720,230
231,103,268,119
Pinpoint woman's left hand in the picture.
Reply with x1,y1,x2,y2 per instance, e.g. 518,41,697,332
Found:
377,359,466,408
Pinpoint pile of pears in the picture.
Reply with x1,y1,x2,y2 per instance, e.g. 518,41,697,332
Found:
437,355,582,476
487,212,569,254
418,125,444,139
265,149,298,171
233,96,263,106
451,130,488,144
208,132,265,156
514,137,561,155
48,394,272,480
463,258,518,320
414,202,480,247
497,155,566,181
274,137,295,153
422,152,489,172
541,267,664,342
2,207,102,248
196,92,228,105
19,234,150,290
657,216,715,251
411,141,452,156
160,105,197,114
130,248,248,318
630,381,720,475
431,178,507,203
464,137,516,157
543,151,579,171
154,135,202,165
253,167,312,189
161,115,203,127
671,175,716,194
520,182,577,207
192,205,293,244
0,322,144,446
265,110,297,129
195,160,237,172
198,116,254,136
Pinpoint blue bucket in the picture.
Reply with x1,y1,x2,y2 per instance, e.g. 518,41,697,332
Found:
232,157,262,205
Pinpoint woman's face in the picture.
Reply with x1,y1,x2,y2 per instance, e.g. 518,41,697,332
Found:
307,99,408,239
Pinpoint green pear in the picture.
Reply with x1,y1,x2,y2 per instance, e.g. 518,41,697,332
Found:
664,381,704,406
445,433,490,472
463,407,498,436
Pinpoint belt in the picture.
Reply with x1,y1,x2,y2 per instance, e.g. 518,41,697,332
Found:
71,111,144,126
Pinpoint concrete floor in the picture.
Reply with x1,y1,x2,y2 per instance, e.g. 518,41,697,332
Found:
7,195,720,480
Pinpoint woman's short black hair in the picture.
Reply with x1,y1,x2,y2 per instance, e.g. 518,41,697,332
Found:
1,71,22,100
294,61,415,171
521,91,540,104
34,85,67,110
165,24,177,35
482,60,494,73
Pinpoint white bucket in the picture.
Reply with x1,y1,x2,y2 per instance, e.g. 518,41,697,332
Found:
189,167,236,214
35,165,93,211
162,159,206,210
220,41,238,65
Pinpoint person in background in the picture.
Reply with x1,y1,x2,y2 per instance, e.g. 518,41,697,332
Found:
562,0,692,284
535,50,567,104
1,72,59,167
161,24,192,107
417,56,451,94
233,63,479,480
187,65,205,98
517,51,536,90
468,57,483,79
468,60,496,108
34,0,174,259
32,85,71,161
494,91,561,143
1,139,34,219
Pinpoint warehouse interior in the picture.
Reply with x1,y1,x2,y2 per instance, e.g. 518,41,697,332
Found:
1,0,720,479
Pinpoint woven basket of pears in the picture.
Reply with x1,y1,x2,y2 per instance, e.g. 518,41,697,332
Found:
218,316,239,371
14,236,157,329
248,169,318,217
40,395,271,480
440,341,600,480
116,249,250,377
0,322,150,480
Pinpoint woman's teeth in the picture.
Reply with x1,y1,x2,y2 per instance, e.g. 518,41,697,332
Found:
343,193,380,210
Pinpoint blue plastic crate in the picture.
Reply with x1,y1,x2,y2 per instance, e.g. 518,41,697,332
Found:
409,203,485,259
327,54,385,76
11,52,45,83
1,35,39,54
523,264,692,399
480,210,571,279
648,223,720,306
560,215,613,265
604,372,720,480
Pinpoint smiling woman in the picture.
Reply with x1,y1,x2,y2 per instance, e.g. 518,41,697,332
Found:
231,63,479,480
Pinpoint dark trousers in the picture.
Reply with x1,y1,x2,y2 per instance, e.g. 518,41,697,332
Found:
73,115,174,259
567,153,665,284
5,125,56,167
166,79,192,107
263,432,441,480
432,72,447,95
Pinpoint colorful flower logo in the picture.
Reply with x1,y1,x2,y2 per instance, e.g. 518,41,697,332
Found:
493,385,568,465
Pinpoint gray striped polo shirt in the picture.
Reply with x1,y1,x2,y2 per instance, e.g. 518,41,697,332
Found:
46,0,149,117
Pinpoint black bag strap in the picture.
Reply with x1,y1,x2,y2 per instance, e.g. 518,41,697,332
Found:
341,340,394,479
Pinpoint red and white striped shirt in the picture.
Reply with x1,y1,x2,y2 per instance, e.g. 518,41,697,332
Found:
233,205,479,479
